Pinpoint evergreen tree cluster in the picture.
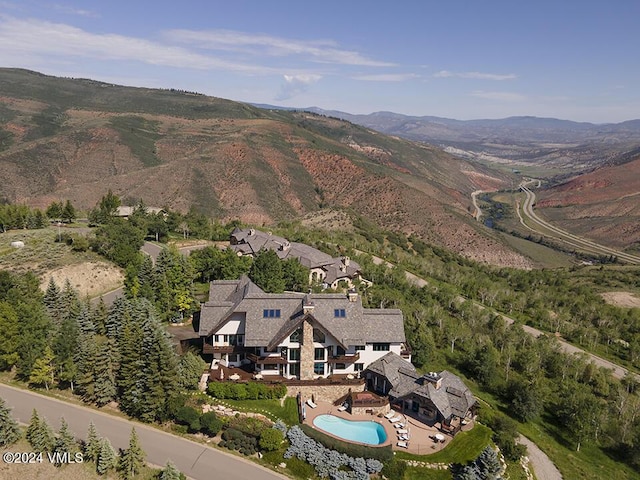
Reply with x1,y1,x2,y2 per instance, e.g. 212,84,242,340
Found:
451,446,502,480
0,397,21,447
0,202,47,230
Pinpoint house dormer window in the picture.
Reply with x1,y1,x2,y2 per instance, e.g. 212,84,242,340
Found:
334,308,346,317
263,309,281,318
313,328,325,343
289,327,302,343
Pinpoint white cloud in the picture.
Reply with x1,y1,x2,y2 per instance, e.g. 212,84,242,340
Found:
352,73,419,82
275,74,321,101
0,16,278,74
164,29,395,67
434,70,517,80
52,4,98,17
470,91,526,102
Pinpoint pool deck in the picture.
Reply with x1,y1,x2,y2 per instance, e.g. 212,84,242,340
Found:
302,400,473,455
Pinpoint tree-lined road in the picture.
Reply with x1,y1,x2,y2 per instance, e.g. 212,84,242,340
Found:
0,384,286,480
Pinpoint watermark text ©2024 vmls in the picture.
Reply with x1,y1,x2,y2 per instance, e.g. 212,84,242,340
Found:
2,451,84,464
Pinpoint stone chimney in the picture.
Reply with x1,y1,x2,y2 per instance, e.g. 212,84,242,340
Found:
423,372,443,389
348,288,358,303
303,294,315,314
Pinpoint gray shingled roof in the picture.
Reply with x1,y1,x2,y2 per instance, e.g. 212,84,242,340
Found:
199,276,406,349
368,352,475,420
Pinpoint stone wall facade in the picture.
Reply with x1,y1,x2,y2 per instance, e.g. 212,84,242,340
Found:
300,318,315,380
286,383,365,403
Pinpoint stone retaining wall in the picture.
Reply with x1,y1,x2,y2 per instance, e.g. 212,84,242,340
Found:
286,383,365,402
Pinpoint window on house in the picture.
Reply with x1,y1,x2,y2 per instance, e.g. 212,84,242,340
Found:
263,309,281,318
313,328,325,343
289,348,300,361
334,308,346,317
335,363,346,370
289,328,301,343
372,343,390,351
354,363,364,372
335,346,345,357
214,335,220,343
354,345,365,351
263,364,278,370
314,347,325,361
289,363,300,377
314,363,325,375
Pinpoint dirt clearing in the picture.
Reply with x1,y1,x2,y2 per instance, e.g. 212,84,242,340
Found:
601,291,640,308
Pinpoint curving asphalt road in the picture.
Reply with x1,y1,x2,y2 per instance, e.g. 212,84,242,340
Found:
519,182,640,265
0,383,286,480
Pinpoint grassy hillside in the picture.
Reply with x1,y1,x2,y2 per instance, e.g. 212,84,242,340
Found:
0,68,531,267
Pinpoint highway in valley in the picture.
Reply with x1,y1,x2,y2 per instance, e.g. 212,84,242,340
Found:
519,181,640,265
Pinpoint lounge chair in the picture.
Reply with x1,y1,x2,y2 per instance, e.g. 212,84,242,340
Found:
393,423,405,429
389,416,403,423
337,403,348,412
396,441,408,448
384,412,395,419
306,399,317,409
396,429,408,434
398,434,409,441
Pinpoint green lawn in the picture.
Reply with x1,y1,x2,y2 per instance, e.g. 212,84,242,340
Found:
396,424,492,465
210,396,299,426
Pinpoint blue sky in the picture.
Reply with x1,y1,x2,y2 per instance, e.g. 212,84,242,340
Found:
0,1,637,122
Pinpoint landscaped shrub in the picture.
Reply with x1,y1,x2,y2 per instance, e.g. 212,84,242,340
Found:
220,428,258,456
381,458,407,480
207,381,287,400
175,406,201,433
228,415,270,437
299,424,393,462
285,425,384,480
259,428,284,452
200,412,223,437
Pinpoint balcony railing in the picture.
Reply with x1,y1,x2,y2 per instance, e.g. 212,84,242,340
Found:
203,344,247,355
327,352,360,363
246,353,288,364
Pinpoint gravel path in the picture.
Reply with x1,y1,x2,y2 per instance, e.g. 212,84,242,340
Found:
518,435,563,480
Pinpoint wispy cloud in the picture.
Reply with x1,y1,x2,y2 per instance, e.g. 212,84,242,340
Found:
470,91,526,102
434,70,517,81
275,74,321,101
352,73,419,82
0,16,275,74
52,4,98,17
164,29,395,67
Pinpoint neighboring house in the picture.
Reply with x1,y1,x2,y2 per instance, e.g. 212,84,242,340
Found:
199,276,410,379
365,352,476,431
115,206,165,218
229,227,370,289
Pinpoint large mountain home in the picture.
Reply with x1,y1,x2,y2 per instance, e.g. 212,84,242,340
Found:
229,228,369,289
199,276,410,380
365,352,476,433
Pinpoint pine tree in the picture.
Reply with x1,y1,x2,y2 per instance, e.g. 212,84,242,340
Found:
26,411,55,452
75,331,98,402
96,437,117,475
118,428,146,479
93,337,117,406
43,278,61,318
53,314,79,390
61,200,76,223
0,301,20,370
177,351,206,390
0,397,21,446
92,297,109,336
54,418,78,461
160,461,182,480
84,421,101,462
29,346,55,390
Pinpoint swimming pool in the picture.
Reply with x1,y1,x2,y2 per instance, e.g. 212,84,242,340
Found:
312,414,387,445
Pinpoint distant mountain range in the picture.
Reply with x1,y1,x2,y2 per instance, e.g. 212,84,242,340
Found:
253,104,640,173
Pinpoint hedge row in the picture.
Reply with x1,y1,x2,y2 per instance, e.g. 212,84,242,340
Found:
207,381,287,400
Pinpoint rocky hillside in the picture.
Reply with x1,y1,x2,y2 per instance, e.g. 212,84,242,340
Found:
0,68,530,267
536,154,640,250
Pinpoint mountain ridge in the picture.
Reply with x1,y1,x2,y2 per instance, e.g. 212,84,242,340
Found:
0,68,531,268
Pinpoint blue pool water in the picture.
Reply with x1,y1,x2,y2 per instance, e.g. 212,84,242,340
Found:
312,414,387,445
